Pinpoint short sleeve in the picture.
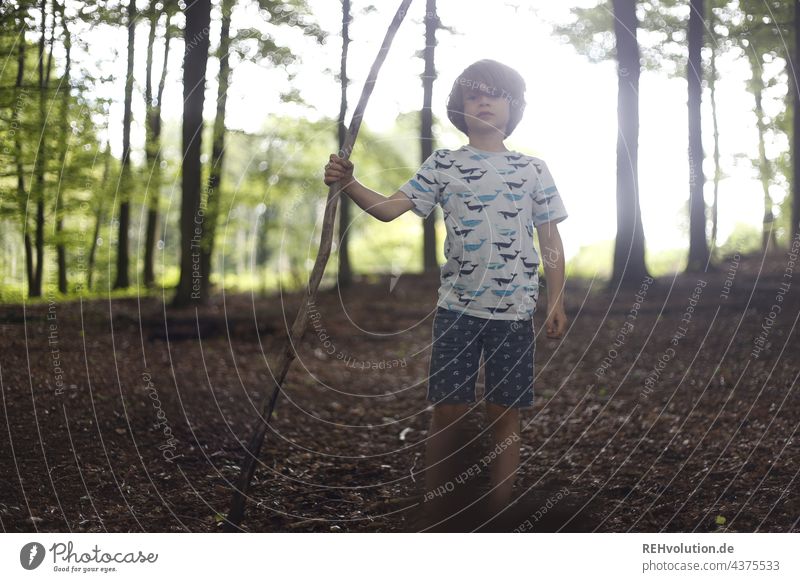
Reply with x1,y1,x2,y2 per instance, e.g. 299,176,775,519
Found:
532,160,568,226
398,151,439,219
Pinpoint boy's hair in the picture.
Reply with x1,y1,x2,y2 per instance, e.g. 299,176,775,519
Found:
446,59,527,138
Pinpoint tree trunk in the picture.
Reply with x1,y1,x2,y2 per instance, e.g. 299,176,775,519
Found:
686,0,709,272
55,0,71,294
143,2,158,288
611,0,649,288
14,3,34,293
793,0,800,242
33,199,44,296
143,7,172,288
422,0,439,273
31,0,52,298
709,28,721,253
114,0,136,290
336,0,353,289
87,143,112,291
24,232,34,292
198,0,233,303
173,0,211,308
750,57,778,253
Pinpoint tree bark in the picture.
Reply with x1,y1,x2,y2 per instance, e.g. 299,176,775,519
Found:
173,0,211,308
793,0,800,242
686,0,710,272
143,6,172,288
14,3,34,293
198,0,233,303
142,2,158,288
611,0,650,288
55,0,71,294
709,26,721,253
114,0,136,290
87,143,112,291
31,0,53,297
748,54,778,253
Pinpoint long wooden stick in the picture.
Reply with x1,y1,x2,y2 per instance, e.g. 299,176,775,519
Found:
224,0,414,531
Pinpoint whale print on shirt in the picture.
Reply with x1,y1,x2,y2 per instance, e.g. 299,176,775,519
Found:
398,144,568,320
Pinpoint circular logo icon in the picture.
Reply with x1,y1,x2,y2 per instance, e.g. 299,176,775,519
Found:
20,542,46,570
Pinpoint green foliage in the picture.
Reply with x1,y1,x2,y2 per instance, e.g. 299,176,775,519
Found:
160,114,427,295
551,1,685,70
552,3,616,64
716,221,762,258
566,239,716,280
0,9,109,297
564,239,614,281
644,246,688,276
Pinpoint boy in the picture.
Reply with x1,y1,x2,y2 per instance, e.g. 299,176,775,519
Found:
323,59,568,526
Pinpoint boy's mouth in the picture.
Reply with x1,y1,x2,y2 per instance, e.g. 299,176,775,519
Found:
478,112,493,118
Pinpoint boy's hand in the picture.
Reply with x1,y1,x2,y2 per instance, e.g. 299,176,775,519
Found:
545,305,568,339
323,154,354,187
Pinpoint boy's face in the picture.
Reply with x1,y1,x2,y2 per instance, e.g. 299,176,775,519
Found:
461,85,511,137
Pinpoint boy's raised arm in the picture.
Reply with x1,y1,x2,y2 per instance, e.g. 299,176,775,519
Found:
341,181,415,222
323,154,414,222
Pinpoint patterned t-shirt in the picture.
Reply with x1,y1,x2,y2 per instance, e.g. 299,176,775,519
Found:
398,144,568,320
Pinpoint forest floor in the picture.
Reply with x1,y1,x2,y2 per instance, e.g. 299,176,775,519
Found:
1,249,799,533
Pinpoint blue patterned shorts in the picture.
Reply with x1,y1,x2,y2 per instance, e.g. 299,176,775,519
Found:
427,306,535,408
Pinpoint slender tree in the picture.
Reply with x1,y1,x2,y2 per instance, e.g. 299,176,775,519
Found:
197,0,233,302
709,10,722,253
173,0,211,307
54,0,71,293
113,0,136,289
611,0,650,287
695,1,725,258
30,0,55,297
749,56,779,253
793,0,800,241
686,0,710,271
14,2,35,294
143,1,174,288
87,142,112,291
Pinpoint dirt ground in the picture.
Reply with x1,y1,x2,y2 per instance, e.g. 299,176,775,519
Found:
1,250,798,532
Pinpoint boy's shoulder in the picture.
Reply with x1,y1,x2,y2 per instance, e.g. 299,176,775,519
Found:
431,147,459,157
514,151,552,178
514,149,546,164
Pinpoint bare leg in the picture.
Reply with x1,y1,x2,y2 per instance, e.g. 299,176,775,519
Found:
424,403,469,515
485,401,521,516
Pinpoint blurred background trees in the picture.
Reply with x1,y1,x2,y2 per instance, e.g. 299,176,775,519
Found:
1,0,798,303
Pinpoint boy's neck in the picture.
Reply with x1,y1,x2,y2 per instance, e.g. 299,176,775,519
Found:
467,135,509,153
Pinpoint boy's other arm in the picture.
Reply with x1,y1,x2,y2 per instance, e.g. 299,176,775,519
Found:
343,180,415,222
536,221,567,338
